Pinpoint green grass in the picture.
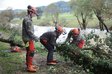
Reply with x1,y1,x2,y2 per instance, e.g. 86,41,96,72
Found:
0,52,23,73
0,42,10,50
0,42,87,74
0,42,24,74
0,50,23,74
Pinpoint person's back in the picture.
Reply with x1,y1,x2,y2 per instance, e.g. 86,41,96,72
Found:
40,26,63,65
40,31,58,46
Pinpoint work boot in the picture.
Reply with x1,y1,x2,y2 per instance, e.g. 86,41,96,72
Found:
26,63,37,69
47,61,57,65
52,59,58,63
32,65,38,69
27,65,37,72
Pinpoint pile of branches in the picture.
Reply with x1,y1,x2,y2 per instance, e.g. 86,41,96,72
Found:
57,32,112,74
57,44,112,74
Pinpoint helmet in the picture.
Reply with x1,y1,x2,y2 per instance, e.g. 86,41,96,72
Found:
27,5,37,14
72,28,80,36
27,5,32,9
55,26,63,33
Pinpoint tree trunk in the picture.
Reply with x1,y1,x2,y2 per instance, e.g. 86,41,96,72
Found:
81,12,87,30
0,38,24,47
99,22,104,31
97,15,109,32
75,15,83,29
94,10,109,32
82,18,86,30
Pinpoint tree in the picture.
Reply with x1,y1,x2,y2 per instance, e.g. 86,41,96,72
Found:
91,0,109,32
44,4,60,26
15,11,26,19
1,8,14,22
0,8,15,30
70,0,93,29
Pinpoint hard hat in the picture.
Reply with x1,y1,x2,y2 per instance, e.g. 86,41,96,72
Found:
27,5,32,9
27,5,37,14
55,26,63,33
72,28,80,35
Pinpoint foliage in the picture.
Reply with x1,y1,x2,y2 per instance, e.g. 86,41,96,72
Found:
8,27,23,46
70,0,93,29
0,9,15,30
0,42,10,50
91,0,112,19
15,11,26,19
70,0,112,31
0,51,23,74
105,32,112,49
57,43,112,73
57,31,112,73
44,4,60,25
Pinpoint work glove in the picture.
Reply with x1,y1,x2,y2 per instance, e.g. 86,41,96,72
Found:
42,39,47,45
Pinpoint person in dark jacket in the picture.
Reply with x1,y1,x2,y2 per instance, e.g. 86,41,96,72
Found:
65,28,85,49
40,26,63,65
22,5,39,72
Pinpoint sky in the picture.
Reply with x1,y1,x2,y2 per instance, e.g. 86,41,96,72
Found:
0,0,70,10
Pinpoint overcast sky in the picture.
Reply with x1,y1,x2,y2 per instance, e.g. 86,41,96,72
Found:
0,0,70,10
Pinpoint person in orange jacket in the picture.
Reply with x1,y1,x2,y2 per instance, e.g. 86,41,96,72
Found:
65,28,85,49
40,26,63,65
22,5,39,72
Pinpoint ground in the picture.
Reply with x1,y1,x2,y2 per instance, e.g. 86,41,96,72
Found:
17,50,79,74
0,48,87,74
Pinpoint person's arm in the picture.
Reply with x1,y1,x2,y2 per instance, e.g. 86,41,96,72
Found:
77,39,85,49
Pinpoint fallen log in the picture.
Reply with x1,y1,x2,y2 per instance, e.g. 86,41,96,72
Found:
0,38,24,47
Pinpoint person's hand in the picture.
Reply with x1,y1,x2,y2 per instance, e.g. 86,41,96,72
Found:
42,39,47,45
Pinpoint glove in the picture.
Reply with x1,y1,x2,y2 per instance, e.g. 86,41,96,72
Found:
42,39,47,45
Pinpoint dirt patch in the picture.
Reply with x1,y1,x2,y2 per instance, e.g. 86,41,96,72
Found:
0,49,86,74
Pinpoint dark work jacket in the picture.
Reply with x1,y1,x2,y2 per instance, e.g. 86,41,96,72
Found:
40,31,59,46
22,15,37,43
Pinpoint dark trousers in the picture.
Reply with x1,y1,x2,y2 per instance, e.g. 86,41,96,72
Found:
40,39,54,62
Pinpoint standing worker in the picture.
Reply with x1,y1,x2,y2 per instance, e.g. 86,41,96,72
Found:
22,5,39,72
65,28,85,49
40,26,63,65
